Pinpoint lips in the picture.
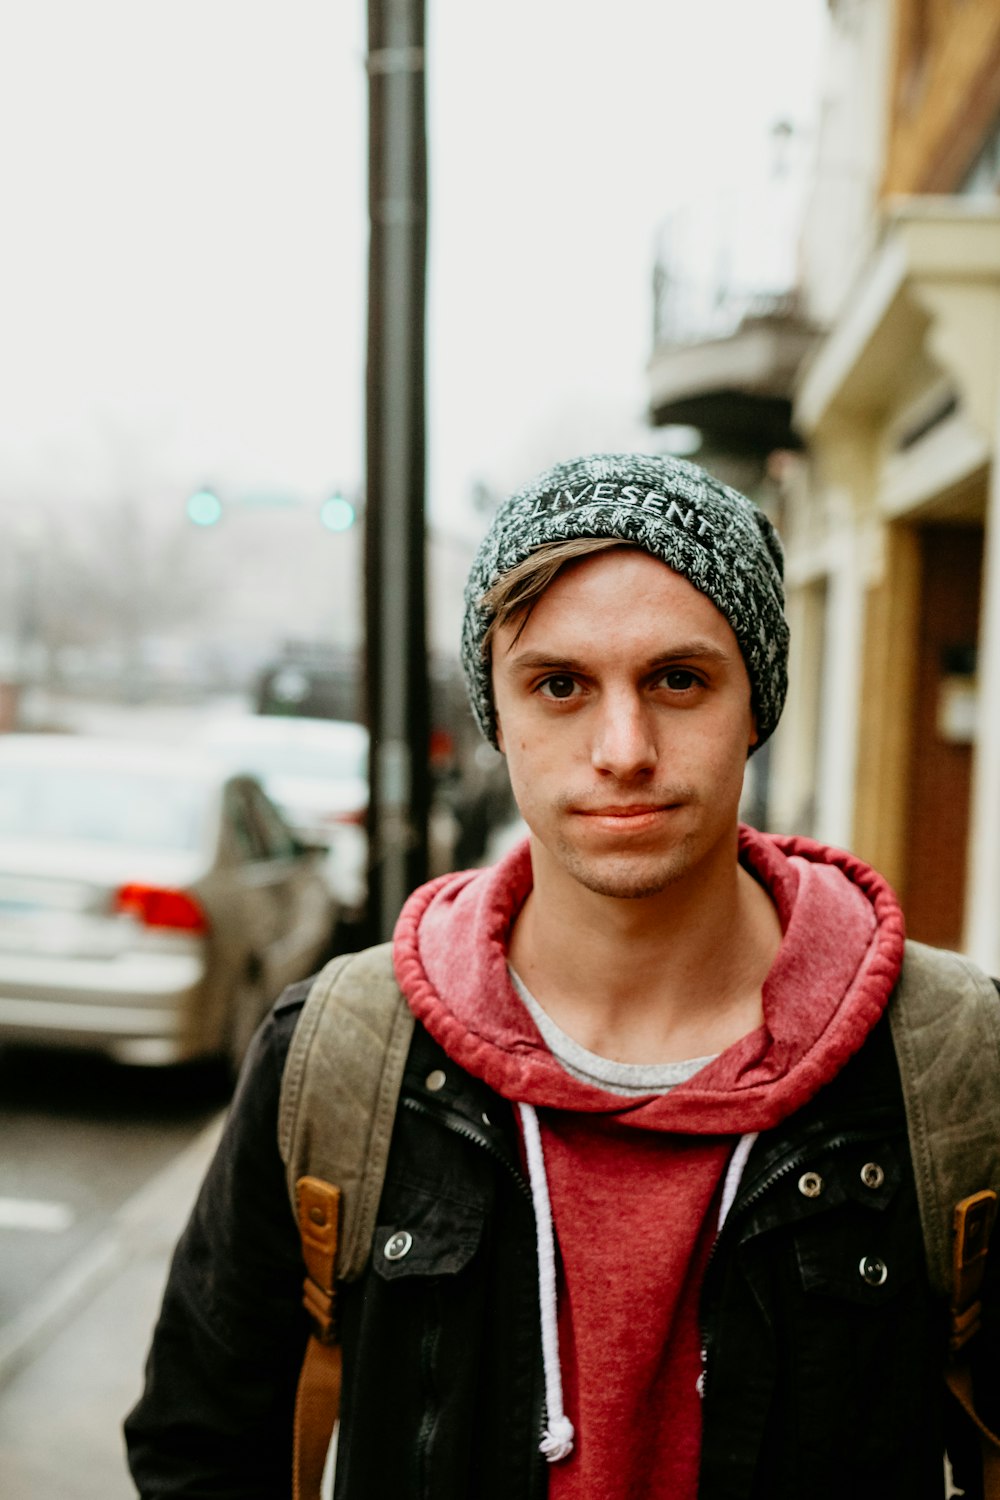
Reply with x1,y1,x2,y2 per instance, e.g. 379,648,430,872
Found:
574,803,678,817
570,804,683,831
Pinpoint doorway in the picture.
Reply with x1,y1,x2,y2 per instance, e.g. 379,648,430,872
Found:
901,524,983,949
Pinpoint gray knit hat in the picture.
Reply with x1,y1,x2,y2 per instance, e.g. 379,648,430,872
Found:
461,452,789,750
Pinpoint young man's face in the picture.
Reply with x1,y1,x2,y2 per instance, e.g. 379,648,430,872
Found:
490,547,757,901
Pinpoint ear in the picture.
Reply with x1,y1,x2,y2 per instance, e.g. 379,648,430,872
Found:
495,716,506,755
748,713,759,752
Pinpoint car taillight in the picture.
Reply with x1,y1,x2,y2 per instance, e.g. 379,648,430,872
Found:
114,883,210,933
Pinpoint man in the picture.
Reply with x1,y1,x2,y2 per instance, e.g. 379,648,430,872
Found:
126,453,999,1498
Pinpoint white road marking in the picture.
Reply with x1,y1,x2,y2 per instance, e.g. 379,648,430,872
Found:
0,1197,75,1232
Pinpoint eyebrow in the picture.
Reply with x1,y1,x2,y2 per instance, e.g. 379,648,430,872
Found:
504,641,734,674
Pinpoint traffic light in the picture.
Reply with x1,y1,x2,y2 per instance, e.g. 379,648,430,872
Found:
184,485,360,529
186,487,223,527
319,493,356,532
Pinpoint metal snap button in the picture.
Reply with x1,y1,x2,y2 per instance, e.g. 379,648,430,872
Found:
798,1171,824,1199
308,1205,326,1226
860,1162,885,1190
425,1069,447,1092
859,1254,888,1287
384,1230,413,1261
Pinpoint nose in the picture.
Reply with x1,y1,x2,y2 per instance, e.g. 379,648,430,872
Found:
590,689,658,779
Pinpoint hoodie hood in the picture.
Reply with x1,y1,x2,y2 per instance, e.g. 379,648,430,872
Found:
393,826,905,1135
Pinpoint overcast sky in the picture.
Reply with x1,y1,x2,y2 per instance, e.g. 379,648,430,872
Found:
0,1,824,542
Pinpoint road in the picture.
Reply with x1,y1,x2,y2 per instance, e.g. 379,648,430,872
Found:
0,1044,224,1337
0,1044,227,1499
0,695,343,1495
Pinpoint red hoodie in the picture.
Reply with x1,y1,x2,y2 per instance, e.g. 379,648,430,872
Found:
394,826,905,1500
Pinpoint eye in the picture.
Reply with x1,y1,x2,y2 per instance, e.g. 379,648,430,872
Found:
538,674,579,700
660,669,699,691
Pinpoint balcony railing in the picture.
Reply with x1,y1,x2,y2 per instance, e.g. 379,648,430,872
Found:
652,159,810,351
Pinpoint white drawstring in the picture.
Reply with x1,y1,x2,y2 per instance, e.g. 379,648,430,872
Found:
717,1131,758,1233
519,1106,759,1431
697,1131,759,1399
517,1101,575,1463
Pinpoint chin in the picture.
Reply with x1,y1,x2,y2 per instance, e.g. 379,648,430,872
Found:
554,842,696,901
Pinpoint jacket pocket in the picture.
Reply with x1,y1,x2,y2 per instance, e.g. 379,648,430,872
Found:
795,1221,917,1307
372,1185,484,1282
792,1143,917,1306
782,1174,938,1473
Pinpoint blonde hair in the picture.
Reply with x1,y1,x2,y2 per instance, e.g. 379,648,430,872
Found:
479,536,631,657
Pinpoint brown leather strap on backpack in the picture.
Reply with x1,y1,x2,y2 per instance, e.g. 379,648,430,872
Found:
946,1191,1000,1497
294,1176,343,1500
949,1191,997,1355
279,945,413,1499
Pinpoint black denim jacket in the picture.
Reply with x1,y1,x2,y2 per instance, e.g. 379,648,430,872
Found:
125,985,995,1500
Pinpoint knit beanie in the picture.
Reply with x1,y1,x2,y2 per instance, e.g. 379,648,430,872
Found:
461,452,789,750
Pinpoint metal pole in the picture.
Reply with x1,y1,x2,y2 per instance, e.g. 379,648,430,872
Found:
364,0,429,942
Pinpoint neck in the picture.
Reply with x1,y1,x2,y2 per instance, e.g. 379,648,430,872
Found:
507,831,781,1065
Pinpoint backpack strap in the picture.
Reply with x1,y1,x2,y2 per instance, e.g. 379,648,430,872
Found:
278,942,414,1500
889,939,1000,1481
279,941,414,1278
889,940,1000,1301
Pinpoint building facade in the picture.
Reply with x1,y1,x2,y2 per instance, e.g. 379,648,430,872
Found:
773,0,1000,967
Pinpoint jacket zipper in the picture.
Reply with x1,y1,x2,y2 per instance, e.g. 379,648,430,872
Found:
698,1126,897,1403
402,1093,534,1202
402,1091,544,1499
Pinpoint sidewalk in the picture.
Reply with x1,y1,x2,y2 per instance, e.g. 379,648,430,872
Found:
0,1114,225,1500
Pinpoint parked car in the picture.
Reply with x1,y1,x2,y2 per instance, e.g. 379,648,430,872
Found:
0,735,336,1068
196,714,369,916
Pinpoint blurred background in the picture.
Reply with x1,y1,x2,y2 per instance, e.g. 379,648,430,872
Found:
2,0,999,1493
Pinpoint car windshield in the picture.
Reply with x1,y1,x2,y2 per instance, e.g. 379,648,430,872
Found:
0,764,212,851
209,737,367,783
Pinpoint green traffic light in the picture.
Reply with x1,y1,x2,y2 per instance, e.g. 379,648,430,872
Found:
187,489,223,527
320,495,356,532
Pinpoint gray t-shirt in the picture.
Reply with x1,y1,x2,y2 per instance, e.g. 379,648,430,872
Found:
509,968,716,1098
